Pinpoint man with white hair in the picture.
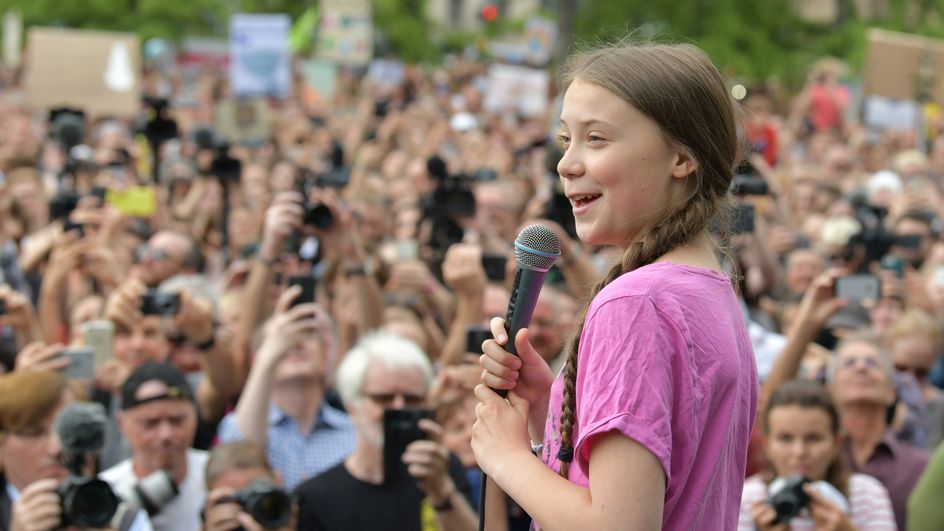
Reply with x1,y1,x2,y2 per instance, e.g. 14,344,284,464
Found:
294,331,476,531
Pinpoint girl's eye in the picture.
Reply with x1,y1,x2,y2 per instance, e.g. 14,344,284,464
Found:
557,134,571,146
588,134,605,143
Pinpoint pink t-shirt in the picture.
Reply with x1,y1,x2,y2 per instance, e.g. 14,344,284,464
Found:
538,262,758,530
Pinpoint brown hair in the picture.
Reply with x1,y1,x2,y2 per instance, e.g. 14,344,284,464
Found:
762,380,849,494
887,308,942,353
205,441,274,489
0,370,68,435
555,42,741,477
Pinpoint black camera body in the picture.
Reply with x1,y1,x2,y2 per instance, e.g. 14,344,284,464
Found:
304,202,334,230
58,476,120,528
232,480,293,529
731,174,770,196
140,291,181,316
768,475,811,523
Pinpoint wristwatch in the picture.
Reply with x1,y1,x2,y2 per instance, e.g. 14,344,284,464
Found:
432,491,454,512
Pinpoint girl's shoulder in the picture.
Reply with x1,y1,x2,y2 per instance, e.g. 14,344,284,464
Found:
591,261,735,317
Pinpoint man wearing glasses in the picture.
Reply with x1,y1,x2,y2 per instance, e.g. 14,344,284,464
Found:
293,330,476,531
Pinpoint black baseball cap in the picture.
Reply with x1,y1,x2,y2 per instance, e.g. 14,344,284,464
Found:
120,361,194,410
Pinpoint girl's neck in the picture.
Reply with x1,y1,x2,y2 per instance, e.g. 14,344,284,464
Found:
654,231,723,273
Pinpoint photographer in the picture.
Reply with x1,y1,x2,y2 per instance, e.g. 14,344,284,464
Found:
739,380,895,530
0,370,72,531
761,271,929,529
202,442,296,531
101,362,207,531
294,331,476,531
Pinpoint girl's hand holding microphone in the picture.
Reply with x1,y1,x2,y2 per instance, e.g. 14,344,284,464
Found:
472,316,555,476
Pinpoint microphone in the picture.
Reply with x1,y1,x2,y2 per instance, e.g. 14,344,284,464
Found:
498,224,561,396
55,402,108,470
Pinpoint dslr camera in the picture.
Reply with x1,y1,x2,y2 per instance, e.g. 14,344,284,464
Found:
232,480,294,528
768,475,811,523
57,475,120,528
140,290,181,316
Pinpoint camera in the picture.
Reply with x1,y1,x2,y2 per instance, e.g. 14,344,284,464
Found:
768,475,811,523
128,470,179,516
731,174,770,196
232,480,293,528
57,476,120,528
304,201,334,230
140,291,181,316
49,191,81,221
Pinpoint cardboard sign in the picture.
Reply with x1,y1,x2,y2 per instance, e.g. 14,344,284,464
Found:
230,14,292,99
26,27,140,117
214,98,272,145
3,10,22,68
483,64,550,118
864,29,944,104
316,0,373,66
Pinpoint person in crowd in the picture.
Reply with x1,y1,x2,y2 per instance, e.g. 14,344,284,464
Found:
0,370,74,531
294,331,477,531
762,270,930,529
739,379,895,530
102,361,207,531
886,309,944,448
475,42,757,529
201,441,296,531
218,285,355,490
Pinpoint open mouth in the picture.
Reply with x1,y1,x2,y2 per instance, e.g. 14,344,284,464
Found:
571,194,602,209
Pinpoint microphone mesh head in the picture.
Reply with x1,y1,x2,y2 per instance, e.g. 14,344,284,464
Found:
514,224,561,271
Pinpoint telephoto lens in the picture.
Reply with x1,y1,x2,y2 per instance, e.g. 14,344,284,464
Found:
58,476,120,528
233,480,293,528
768,475,812,523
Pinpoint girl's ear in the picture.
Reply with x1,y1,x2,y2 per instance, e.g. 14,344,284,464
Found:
671,150,698,179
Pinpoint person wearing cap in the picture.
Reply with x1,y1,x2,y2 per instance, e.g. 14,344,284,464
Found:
101,361,208,531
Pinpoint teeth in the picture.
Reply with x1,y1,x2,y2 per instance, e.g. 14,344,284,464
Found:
573,194,599,202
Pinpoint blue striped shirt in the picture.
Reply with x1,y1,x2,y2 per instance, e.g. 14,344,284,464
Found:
218,402,357,490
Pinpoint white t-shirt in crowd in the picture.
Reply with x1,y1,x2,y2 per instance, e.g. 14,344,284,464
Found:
102,449,208,531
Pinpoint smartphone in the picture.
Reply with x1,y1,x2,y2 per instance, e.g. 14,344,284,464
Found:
730,175,769,196
140,291,181,316
382,409,433,485
396,240,418,262
81,320,114,366
465,326,492,355
482,254,508,282
60,347,95,380
835,274,881,301
287,276,316,307
731,203,755,234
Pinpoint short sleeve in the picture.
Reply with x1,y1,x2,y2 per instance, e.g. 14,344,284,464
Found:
737,476,767,531
850,474,897,531
573,295,691,483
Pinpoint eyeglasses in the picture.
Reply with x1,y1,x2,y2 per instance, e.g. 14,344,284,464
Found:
135,245,170,263
364,392,426,407
837,356,883,372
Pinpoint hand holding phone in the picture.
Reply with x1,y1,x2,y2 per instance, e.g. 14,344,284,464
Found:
383,409,433,485
287,276,317,307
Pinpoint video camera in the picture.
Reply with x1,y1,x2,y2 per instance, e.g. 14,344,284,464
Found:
192,126,241,182
420,155,476,258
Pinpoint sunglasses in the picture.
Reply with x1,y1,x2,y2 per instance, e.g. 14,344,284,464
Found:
894,364,930,382
837,356,883,371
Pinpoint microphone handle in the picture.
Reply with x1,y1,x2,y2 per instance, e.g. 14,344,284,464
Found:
497,266,548,397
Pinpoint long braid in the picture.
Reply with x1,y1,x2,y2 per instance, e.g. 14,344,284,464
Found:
557,197,721,477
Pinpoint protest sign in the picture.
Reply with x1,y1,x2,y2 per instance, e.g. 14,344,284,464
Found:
230,14,292,99
26,27,140,117
483,64,549,118
299,59,337,100
215,98,272,146
864,28,944,104
316,0,372,66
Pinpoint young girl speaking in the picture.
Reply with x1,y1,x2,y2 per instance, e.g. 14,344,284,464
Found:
472,42,759,530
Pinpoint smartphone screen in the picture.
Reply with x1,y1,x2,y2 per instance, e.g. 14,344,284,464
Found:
382,409,433,485
835,274,881,301
81,320,114,366
482,254,508,282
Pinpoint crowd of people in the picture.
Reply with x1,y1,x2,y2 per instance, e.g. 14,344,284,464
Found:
0,32,940,531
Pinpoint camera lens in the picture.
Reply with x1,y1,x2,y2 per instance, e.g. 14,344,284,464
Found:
305,203,333,230
250,490,292,528
60,477,119,528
